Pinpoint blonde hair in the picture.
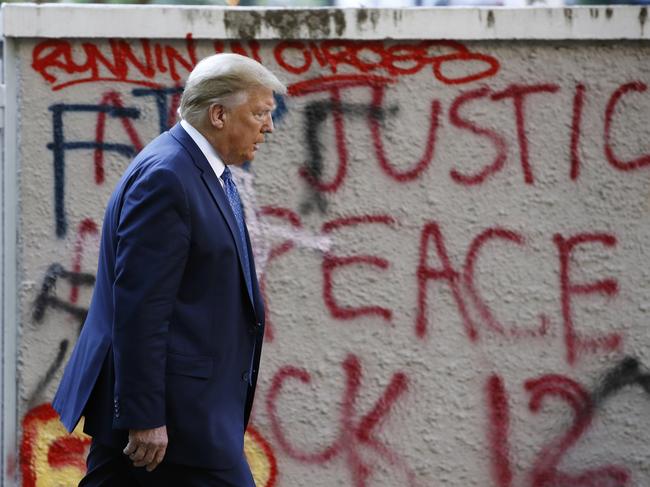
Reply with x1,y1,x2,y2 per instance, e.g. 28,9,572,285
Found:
179,53,287,127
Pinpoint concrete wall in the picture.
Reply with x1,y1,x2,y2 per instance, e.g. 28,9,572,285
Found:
3,5,650,486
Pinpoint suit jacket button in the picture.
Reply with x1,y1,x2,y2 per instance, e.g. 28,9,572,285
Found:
242,371,249,382
257,322,262,328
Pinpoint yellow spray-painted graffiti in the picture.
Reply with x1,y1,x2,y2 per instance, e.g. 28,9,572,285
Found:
21,404,277,486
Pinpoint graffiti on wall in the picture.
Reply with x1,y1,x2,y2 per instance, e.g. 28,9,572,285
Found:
17,34,650,486
20,403,278,487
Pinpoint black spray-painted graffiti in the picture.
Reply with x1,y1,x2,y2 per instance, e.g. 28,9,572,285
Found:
299,100,396,215
47,89,287,238
29,263,95,407
592,356,650,406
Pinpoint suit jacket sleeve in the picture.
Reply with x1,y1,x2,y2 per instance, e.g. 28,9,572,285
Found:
112,166,190,430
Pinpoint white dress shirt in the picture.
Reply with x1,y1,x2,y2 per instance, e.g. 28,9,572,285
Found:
180,119,226,188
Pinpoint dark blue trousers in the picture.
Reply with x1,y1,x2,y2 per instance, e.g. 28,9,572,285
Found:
79,439,256,487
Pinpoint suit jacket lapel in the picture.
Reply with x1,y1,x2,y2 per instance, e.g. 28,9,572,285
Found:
169,123,257,312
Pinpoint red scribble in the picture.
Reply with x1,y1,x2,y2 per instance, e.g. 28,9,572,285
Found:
463,228,549,338
371,88,441,182
570,84,586,181
525,375,630,487
291,75,395,193
291,73,439,191
604,81,650,171
32,34,197,91
246,426,279,487
491,84,560,185
463,228,520,335
431,46,500,85
258,206,304,341
274,40,500,85
553,233,622,365
328,89,348,193
94,91,144,184
21,403,91,487
274,41,313,74
69,218,99,304
322,214,395,233
155,43,167,74
288,74,395,97
267,354,418,487
449,87,507,185
321,215,395,322
47,437,88,471
486,375,513,487
416,222,477,341
167,86,183,129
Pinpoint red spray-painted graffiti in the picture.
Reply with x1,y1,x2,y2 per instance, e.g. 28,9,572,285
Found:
267,354,418,487
322,215,396,322
257,206,305,342
416,224,621,362
485,375,513,487
32,38,500,92
20,403,279,486
32,34,198,91
21,403,92,487
484,374,632,487
525,375,630,487
69,219,99,305
274,40,500,84
604,81,650,171
296,80,650,196
553,233,621,365
94,91,144,185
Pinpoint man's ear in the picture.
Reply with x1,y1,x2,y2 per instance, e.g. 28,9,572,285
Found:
208,103,226,129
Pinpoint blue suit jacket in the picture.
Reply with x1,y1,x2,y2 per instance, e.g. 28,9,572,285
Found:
53,123,265,469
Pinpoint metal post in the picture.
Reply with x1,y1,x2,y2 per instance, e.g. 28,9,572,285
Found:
1,29,19,487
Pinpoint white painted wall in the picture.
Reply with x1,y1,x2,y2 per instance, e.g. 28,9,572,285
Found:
3,5,650,486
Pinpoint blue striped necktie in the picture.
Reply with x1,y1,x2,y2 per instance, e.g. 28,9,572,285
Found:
221,166,252,298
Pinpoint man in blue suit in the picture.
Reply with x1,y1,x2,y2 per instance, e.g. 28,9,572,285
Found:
52,53,286,486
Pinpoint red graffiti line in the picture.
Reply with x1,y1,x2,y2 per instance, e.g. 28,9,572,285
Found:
291,75,395,194
449,87,508,186
370,87,442,182
167,84,184,129
604,81,650,171
267,354,418,487
491,83,560,185
463,227,549,339
95,91,144,184
416,222,477,341
258,206,304,342
553,233,622,365
288,74,395,97
570,83,586,181
21,403,92,487
321,215,395,322
525,375,630,487
47,437,88,471
274,40,500,85
246,426,279,487
69,218,99,304
485,375,513,487
32,34,197,91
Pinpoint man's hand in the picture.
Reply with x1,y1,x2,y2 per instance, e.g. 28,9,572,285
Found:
123,425,168,472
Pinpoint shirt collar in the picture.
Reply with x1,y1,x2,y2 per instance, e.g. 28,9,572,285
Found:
180,119,226,179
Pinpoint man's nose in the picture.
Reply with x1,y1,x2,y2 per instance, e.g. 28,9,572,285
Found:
264,114,274,133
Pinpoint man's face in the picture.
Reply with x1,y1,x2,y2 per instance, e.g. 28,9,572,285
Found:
219,86,276,165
